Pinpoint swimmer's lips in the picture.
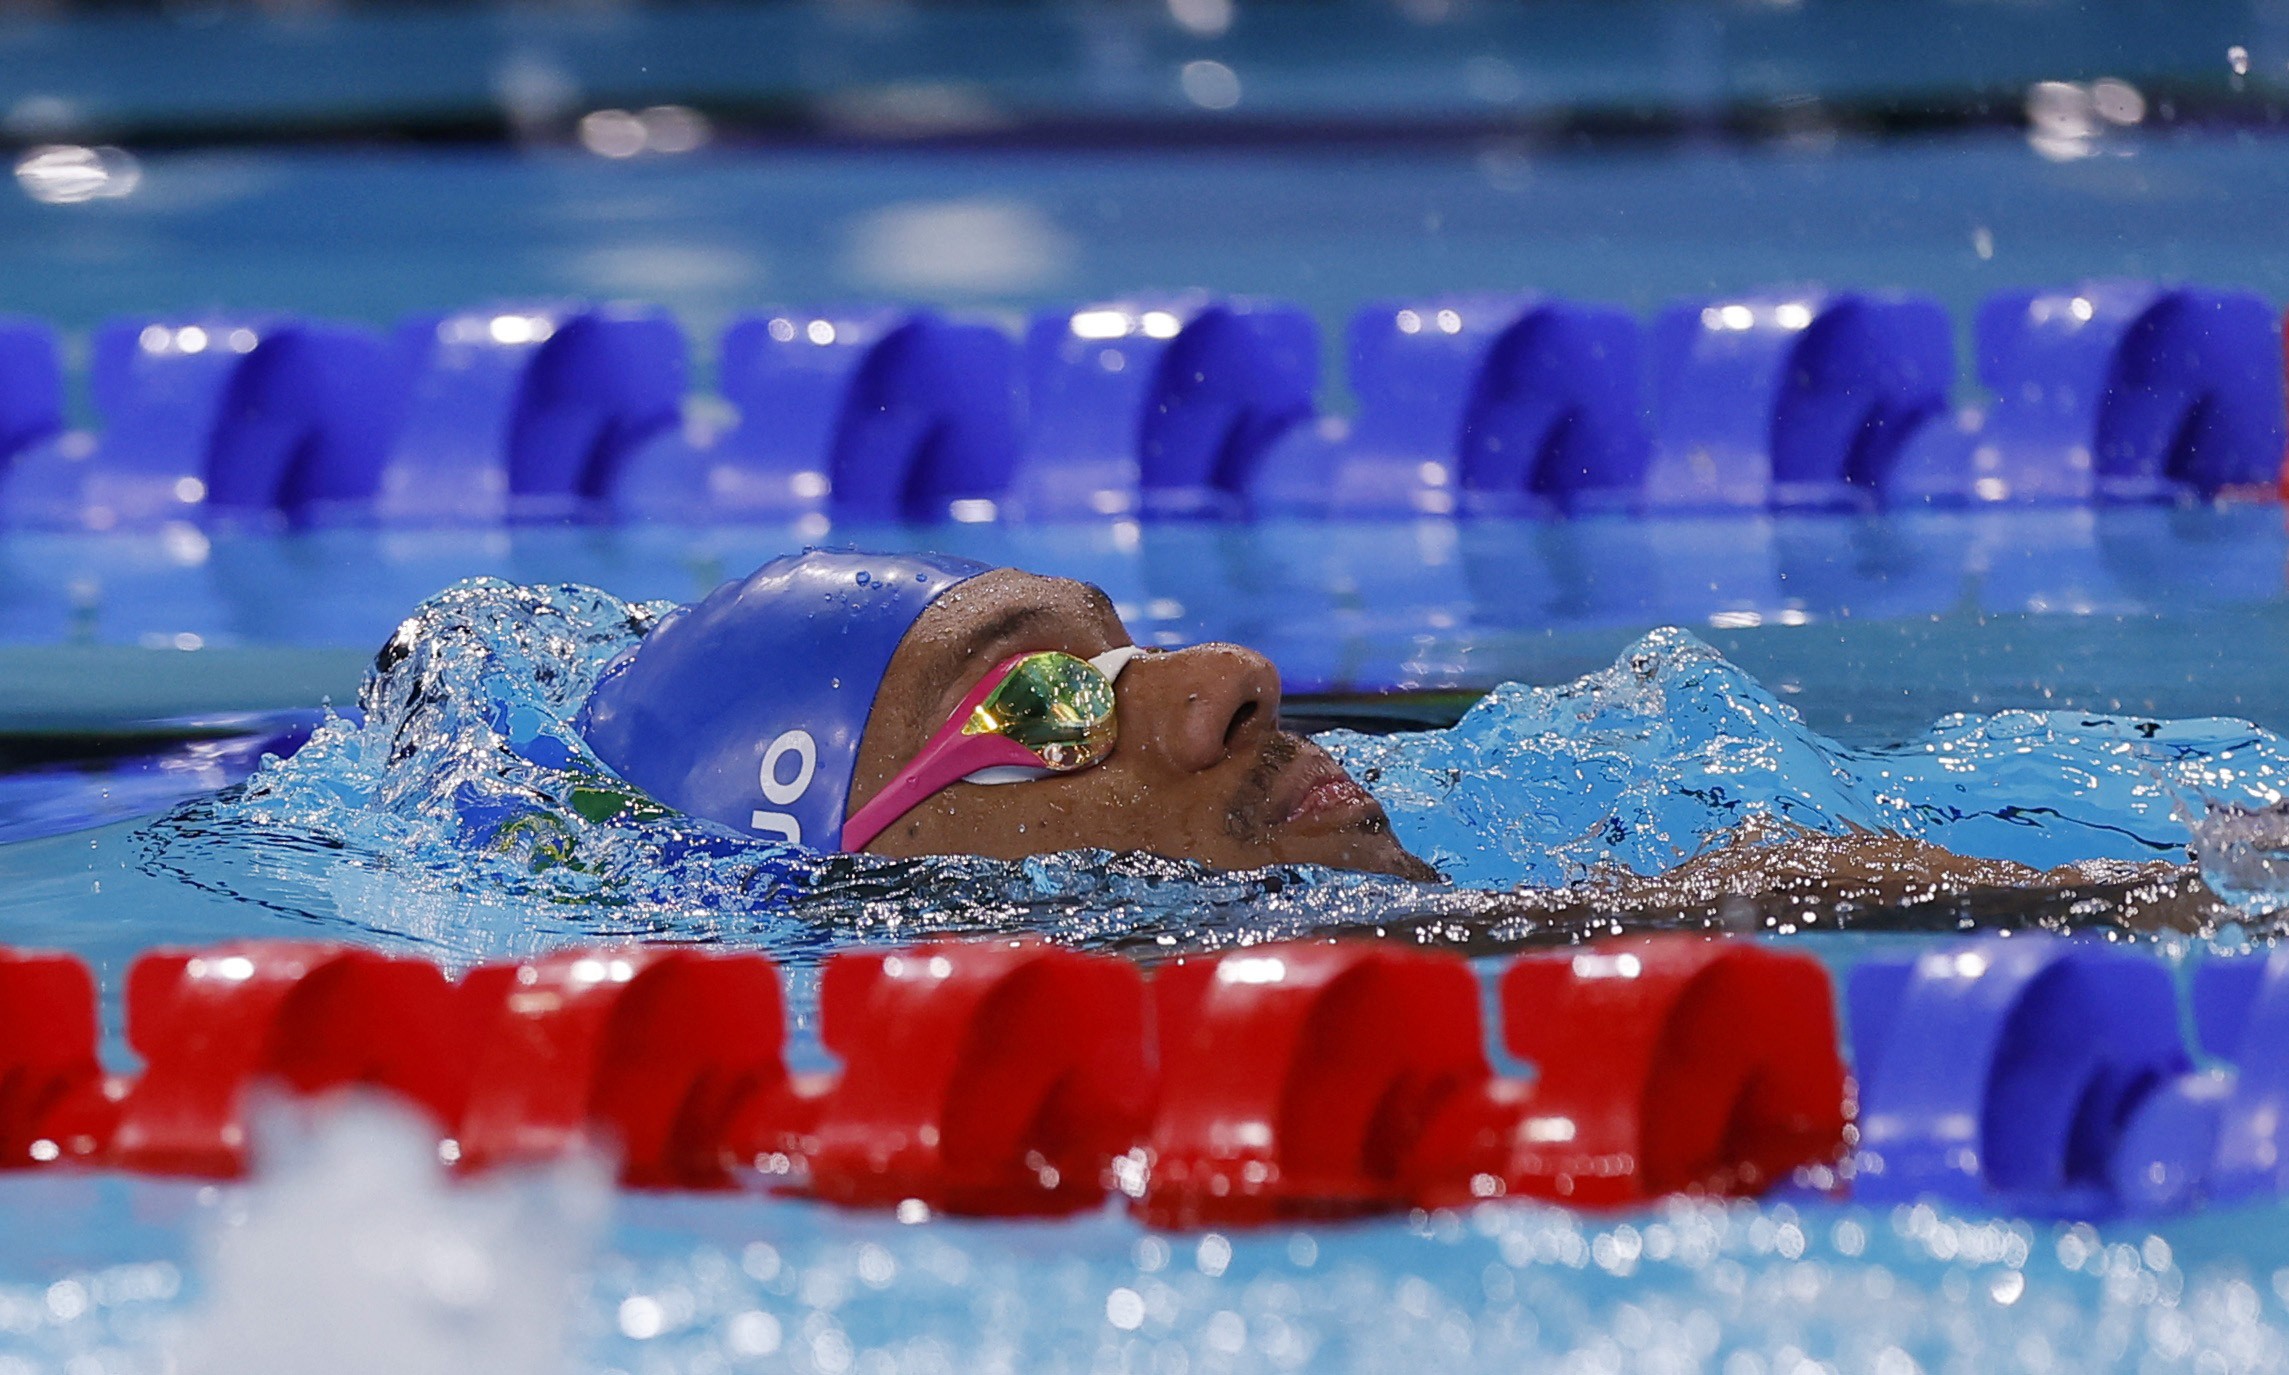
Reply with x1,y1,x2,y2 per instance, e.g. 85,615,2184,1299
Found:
1272,746,1383,834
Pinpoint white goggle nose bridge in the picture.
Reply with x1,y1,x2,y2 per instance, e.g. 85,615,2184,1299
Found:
1086,644,1148,680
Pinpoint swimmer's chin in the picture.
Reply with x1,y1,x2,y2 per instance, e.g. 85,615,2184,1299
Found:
1260,812,1445,883
1336,845,1445,883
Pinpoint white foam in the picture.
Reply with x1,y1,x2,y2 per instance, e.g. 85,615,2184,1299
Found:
172,1095,610,1375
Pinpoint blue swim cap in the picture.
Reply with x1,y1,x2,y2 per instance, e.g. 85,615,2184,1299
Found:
577,549,990,849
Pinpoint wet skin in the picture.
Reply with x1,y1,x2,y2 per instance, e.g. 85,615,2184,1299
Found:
848,568,1441,880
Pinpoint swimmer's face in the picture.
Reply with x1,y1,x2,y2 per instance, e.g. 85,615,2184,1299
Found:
849,569,1440,880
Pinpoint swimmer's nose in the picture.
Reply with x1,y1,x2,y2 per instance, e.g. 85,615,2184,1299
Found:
1121,642,1282,775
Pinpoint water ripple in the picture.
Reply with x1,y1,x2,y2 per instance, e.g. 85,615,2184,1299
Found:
131,580,2289,964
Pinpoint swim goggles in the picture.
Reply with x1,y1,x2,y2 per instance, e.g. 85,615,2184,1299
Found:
841,644,1145,852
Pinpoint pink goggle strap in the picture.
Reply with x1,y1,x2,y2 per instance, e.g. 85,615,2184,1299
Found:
839,645,1143,853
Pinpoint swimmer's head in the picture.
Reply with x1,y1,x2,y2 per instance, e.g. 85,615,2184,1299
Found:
578,550,1437,880
578,549,989,850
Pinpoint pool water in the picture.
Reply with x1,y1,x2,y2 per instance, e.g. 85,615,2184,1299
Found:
14,1108,2289,1375
12,506,2289,737
10,127,2287,352
7,16,2289,1357
6,508,2289,1370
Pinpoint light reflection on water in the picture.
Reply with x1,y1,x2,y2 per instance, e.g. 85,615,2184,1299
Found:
12,1121,2289,1374
12,509,2289,770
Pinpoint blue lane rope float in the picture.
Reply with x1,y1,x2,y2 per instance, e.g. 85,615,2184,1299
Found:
1849,936,2191,1218
0,284,2280,529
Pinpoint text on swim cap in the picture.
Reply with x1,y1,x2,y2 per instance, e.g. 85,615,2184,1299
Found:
749,729,818,844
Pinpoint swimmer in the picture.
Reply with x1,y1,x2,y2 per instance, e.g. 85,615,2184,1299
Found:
579,549,1441,880
575,548,2192,919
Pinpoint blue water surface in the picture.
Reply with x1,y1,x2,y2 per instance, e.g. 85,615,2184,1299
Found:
10,508,2289,751
4,561,2289,1371
7,4,2289,1360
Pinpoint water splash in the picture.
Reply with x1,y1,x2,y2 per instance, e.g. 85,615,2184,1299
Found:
133,581,2289,962
1323,626,2289,891
140,578,1450,967
172,1096,609,1375
2188,803,2289,917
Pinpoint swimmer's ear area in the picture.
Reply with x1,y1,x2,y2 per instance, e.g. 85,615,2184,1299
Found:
479,777,674,876
453,697,677,869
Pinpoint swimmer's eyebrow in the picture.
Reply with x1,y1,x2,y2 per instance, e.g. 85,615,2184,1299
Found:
953,585,1123,672
958,604,1060,666
1075,581,1120,624
906,603,1060,733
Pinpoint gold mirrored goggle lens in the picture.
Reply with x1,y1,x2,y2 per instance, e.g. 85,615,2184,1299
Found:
960,651,1118,771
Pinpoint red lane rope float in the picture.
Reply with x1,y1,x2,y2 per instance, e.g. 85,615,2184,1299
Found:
111,941,464,1177
726,940,1153,1215
1409,937,1849,1208
454,946,786,1189
1141,942,1490,1227
2,934,1850,1224
0,948,110,1169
